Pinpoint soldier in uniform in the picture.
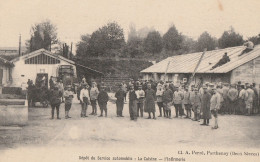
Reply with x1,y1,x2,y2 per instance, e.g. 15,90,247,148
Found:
90,82,99,116
227,84,238,114
162,84,173,118
183,87,191,119
80,83,90,118
173,86,184,118
129,84,138,121
136,85,145,117
115,84,125,117
97,86,109,117
144,83,156,119
64,85,74,119
49,85,62,120
191,88,201,122
200,85,211,126
210,87,221,129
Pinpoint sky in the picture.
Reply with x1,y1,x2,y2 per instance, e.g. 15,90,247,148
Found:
0,0,260,52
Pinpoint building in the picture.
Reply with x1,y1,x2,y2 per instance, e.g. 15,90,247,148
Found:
141,45,260,88
0,47,26,55
8,48,102,88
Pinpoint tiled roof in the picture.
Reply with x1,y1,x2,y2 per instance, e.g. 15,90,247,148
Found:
141,45,260,74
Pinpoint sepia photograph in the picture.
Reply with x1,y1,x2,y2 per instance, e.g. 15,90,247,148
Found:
0,0,259,161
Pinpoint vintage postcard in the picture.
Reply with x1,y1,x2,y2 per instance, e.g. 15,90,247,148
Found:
0,0,259,162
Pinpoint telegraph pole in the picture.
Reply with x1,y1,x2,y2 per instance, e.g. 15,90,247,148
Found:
18,34,21,56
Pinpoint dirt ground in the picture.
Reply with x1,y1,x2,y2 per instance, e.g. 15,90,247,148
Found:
0,94,260,162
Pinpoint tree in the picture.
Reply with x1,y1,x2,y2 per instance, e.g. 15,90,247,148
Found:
76,34,91,57
248,34,260,46
26,20,58,52
143,31,163,54
87,22,125,57
180,35,197,53
163,25,183,51
218,27,244,48
126,36,144,58
196,32,217,52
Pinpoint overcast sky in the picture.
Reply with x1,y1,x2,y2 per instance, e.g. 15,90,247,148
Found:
0,0,260,51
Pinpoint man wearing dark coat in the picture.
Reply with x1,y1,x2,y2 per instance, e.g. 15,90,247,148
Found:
144,83,156,119
115,84,125,117
129,84,138,121
97,86,109,117
200,85,211,126
49,86,62,119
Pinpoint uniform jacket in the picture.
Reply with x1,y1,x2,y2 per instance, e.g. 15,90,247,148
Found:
97,90,109,104
210,92,221,110
246,88,255,103
173,91,183,104
162,89,173,103
90,87,99,100
182,91,190,104
227,88,238,101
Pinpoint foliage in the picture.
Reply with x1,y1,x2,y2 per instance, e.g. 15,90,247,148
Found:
87,22,125,57
76,34,91,57
26,20,58,52
196,32,217,52
218,27,244,48
248,34,260,45
143,31,163,54
162,25,183,51
126,36,144,58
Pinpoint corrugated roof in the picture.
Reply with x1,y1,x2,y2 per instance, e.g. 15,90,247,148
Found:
141,45,260,74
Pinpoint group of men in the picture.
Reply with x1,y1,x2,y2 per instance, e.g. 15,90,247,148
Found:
28,75,259,129
113,79,260,129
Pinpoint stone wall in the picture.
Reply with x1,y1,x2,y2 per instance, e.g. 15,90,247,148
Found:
231,56,260,88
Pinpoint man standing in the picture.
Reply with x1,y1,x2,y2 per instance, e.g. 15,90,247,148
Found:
144,83,156,119
183,87,191,119
156,84,165,117
227,84,238,114
115,84,125,117
90,82,99,115
129,84,138,121
49,85,62,120
191,88,201,122
252,83,259,114
57,80,64,102
122,81,128,102
136,85,145,117
97,86,109,117
200,85,211,126
49,76,55,90
162,84,173,118
173,86,184,118
222,83,230,114
245,85,255,116
64,85,74,119
210,87,221,129
238,85,248,115
80,83,90,118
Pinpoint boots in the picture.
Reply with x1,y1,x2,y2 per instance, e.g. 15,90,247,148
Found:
153,112,156,119
57,108,61,120
99,110,103,117
105,109,107,117
147,113,151,119
51,108,54,119
158,108,162,117
168,110,171,119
